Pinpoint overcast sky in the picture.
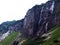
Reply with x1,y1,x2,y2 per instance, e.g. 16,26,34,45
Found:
0,0,48,24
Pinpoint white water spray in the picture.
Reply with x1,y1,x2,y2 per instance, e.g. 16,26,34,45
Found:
50,1,55,12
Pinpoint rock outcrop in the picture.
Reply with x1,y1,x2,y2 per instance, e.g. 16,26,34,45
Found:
8,19,24,32
23,0,60,38
0,19,24,33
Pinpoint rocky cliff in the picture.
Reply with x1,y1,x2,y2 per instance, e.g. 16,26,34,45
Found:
0,0,60,45
0,0,60,39
8,19,24,32
23,0,60,38
0,19,24,33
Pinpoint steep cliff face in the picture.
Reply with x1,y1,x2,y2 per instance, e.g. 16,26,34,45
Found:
23,0,60,38
23,5,42,37
37,1,55,36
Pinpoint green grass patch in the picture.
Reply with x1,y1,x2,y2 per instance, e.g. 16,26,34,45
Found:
41,27,60,45
0,31,18,45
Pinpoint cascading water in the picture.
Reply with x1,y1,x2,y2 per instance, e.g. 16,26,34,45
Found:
50,1,55,13
45,22,48,32
39,6,44,23
37,6,44,36
45,1,55,33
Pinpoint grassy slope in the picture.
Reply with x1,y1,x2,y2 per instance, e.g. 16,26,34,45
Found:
41,27,60,45
0,31,18,45
22,27,60,45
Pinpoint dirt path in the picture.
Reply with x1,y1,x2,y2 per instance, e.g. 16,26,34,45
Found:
18,40,26,45
41,31,55,40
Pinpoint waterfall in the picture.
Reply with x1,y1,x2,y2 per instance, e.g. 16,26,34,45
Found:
41,6,44,13
24,18,27,25
50,1,55,13
39,6,44,23
45,22,48,32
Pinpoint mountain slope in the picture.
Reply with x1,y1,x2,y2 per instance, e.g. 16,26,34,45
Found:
0,0,60,45
21,27,60,45
0,31,18,45
41,27,60,45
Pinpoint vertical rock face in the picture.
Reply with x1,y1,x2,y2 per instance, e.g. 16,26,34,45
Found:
24,5,42,37
23,0,60,37
37,1,55,36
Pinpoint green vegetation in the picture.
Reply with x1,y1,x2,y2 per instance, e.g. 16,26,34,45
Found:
0,32,18,45
41,27,60,45
22,27,60,45
0,21,16,33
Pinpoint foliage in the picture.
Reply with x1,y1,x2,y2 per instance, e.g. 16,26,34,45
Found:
41,27,60,45
0,21,16,33
0,32,18,45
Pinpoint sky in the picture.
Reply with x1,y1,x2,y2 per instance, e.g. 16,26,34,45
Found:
0,0,48,24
